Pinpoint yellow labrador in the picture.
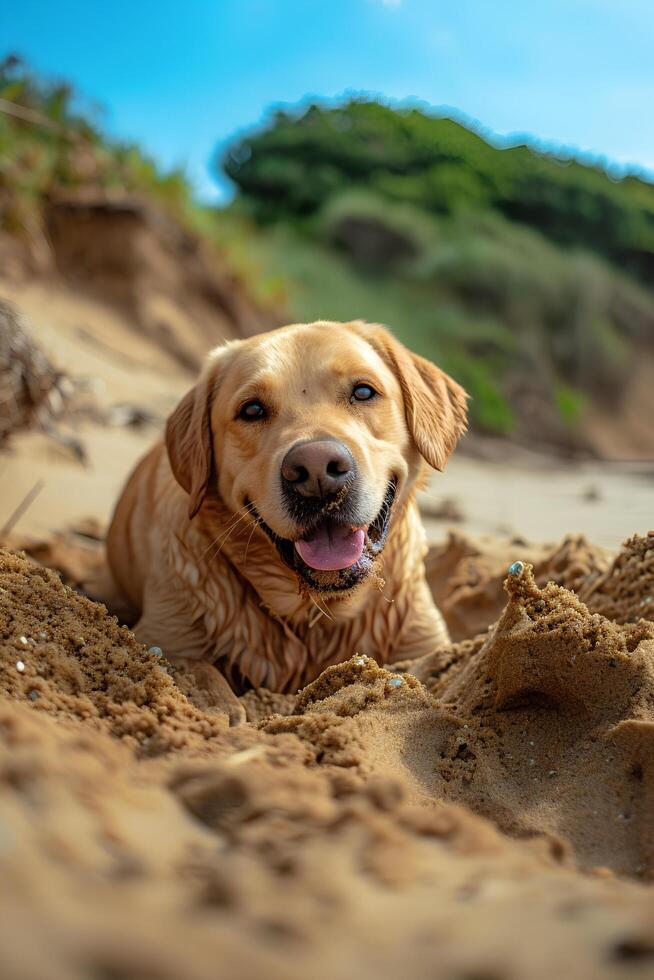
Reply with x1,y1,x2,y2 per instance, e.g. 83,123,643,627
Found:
107,320,468,722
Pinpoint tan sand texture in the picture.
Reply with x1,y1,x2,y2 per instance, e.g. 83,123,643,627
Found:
2,533,654,979
580,531,654,624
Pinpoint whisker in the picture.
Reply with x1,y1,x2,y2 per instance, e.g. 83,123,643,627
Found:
210,512,256,561
199,506,249,560
213,502,255,539
314,592,336,624
307,594,326,626
242,515,262,567
202,502,256,562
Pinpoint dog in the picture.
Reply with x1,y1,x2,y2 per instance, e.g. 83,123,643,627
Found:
107,320,468,723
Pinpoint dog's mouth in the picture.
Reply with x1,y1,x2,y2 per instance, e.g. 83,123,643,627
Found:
295,521,368,572
251,479,397,594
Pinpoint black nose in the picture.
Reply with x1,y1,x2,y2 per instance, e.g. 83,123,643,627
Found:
281,440,354,498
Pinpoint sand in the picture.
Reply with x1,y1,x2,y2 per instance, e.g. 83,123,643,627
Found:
425,531,611,642
3,284,654,977
2,532,654,979
420,447,654,551
0,279,191,540
2,279,653,553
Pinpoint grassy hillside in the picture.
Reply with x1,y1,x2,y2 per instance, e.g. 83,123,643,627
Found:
218,101,654,450
222,100,654,279
0,55,200,247
0,56,275,367
2,60,654,452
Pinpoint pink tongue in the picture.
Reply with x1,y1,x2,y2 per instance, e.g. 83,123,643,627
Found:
295,525,365,571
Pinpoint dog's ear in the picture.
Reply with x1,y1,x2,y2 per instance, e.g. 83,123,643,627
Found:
166,357,224,519
348,321,469,471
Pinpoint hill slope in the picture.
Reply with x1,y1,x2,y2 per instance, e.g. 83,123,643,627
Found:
2,60,654,457
219,101,654,456
0,56,277,369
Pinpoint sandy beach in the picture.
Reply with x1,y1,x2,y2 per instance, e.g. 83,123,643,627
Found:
1,275,654,980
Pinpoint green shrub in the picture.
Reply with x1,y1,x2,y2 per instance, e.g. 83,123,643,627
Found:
318,190,438,272
554,383,586,427
223,99,654,281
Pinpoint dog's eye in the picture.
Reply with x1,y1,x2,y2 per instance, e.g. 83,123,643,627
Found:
238,400,266,421
351,384,377,402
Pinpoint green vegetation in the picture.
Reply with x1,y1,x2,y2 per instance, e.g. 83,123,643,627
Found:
219,100,654,443
0,55,196,244
223,100,654,280
3,60,654,446
554,384,586,428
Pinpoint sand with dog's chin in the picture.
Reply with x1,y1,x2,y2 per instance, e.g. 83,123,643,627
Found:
1,535,654,979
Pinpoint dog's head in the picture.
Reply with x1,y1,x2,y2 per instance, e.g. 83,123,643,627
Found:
166,321,468,595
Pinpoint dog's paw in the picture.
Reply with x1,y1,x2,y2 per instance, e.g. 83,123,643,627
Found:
169,657,246,727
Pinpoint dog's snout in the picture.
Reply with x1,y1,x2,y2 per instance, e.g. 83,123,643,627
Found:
281,440,354,498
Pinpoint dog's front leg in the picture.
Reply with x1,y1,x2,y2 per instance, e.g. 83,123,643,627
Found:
133,585,246,726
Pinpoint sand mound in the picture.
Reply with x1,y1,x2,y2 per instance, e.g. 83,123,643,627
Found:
0,550,232,750
3,542,654,978
580,530,654,624
396,560,654,874
426,531,611,641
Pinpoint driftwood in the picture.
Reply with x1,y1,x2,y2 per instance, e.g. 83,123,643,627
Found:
0,299,65,445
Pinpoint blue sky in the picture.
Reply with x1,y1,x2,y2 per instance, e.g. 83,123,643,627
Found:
4,0,654,200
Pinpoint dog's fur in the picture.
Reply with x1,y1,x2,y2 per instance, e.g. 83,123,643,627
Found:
107,320,468,722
